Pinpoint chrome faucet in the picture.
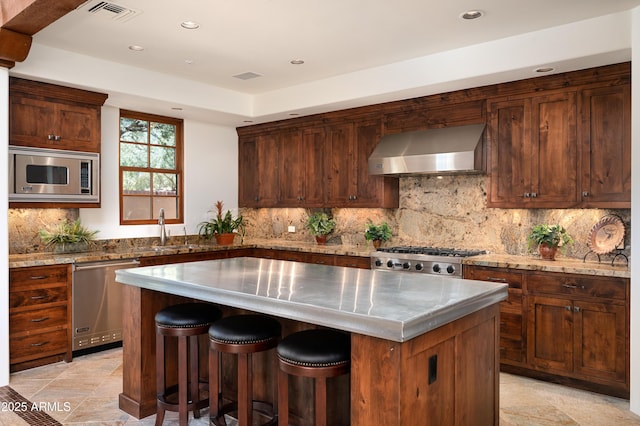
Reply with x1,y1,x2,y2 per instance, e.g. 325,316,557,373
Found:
159,208,167,246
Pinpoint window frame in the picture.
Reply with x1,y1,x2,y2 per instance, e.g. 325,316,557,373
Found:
118,109,184,225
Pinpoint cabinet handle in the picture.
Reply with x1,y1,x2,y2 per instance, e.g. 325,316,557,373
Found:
582,191,589,197
562,284,584,289
29,275,48,280
30,341,49,347
30,317,50,323
47,134,55,140
523,193,530,198
54,135,61,141
565,305,572,311
486,277,507,283
574,306,581,313
30,295,47,300
531,192,537,198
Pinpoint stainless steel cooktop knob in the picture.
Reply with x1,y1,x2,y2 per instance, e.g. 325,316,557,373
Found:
374,259,382,267
402,262,411,269
446,265,455,274
432,264,441,273
415,263,423,271
386,260,394,268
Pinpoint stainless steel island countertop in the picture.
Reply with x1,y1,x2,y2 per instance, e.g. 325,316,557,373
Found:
115,257,507,342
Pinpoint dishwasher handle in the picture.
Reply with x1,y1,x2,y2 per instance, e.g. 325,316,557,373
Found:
73,259,140,271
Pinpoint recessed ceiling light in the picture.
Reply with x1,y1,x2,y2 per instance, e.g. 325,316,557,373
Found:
535,67,555,73
290,59,305,65
171,107,183,111
128,45,144,51
460,10,484,20
181,21,200,29
185,59,194,64
289,113,300,116
243,120,254,123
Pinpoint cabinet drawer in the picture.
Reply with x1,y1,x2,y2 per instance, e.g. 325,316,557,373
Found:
10,329,68,364
10,265,68,289
10,306,67,335
464,266,523,289
9,286,67,309
527,272,626,300
335,255,370,269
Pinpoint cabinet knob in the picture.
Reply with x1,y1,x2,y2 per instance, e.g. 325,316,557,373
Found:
531,192,537,198
573,306,581,313
582,191,589,197
565,305,572,311
54,135,61,141
524,193,530,198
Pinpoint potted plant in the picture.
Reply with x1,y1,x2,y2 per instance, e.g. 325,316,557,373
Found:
198,201,245,246
527,224,573,261
306,211,336,245
364,221,392,248
39,218,99,253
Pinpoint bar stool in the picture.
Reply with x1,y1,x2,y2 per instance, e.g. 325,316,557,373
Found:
155,302,222,426
209,314,281,426
277,329,351,426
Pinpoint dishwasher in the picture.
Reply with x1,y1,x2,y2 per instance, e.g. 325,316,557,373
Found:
72,259,139,351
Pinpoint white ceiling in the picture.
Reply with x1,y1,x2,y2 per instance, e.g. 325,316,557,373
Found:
20,0,640,125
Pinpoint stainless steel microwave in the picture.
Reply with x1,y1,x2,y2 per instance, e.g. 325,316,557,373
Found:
9,145,100,203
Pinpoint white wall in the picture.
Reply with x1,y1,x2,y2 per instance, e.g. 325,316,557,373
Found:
79,105,239,239
0,68,9,387
630,5,639,416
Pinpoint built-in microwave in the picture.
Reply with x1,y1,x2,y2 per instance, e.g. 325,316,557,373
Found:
9,145,100,203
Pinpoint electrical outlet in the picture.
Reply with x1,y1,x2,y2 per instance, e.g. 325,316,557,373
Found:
288,225,296,233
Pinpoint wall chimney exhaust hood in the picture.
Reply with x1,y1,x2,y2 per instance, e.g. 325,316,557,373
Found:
368,123,486,176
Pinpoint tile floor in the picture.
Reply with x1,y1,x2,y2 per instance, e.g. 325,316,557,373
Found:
0,347,639,425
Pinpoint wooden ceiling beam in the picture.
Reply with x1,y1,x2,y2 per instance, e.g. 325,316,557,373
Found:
0,0,85,68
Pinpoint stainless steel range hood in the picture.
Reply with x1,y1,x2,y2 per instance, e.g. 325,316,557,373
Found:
368,123,486,176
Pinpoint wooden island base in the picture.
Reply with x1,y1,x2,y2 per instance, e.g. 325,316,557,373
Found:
118,285,500,425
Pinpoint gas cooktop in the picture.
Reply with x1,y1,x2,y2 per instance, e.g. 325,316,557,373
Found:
370,246,486,276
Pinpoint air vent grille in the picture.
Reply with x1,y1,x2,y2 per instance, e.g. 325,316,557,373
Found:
233,72,262,80
84,1,140,22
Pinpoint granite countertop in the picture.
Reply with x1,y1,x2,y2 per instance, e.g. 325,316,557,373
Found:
9,239,629,279
463,254,630,279
115,257,508,342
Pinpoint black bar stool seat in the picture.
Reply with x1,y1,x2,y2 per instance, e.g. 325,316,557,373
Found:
155,302,222,426
209,314,281,426
277,329,350,426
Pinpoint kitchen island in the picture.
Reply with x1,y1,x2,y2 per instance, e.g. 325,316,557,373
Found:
115,257,507,425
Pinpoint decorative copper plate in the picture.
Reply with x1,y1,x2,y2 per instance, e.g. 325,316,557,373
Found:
587,216,625,255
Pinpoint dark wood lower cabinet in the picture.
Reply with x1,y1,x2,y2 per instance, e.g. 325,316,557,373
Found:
465,265,629,398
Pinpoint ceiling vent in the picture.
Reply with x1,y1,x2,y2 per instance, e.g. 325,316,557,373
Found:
84,1,140,22
233,72,262,80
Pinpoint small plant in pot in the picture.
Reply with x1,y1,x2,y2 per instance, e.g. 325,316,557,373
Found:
364,221,392,248
198,201,245,246
527,224,573,261
306,211,336,245
39,218,99,253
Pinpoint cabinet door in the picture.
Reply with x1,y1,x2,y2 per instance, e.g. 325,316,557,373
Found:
279,128,325,207
580,84,631,207
9,96,56,148
572,300,627,383
238,134,279,207
352,120,383,206
530,92,578,207
487,98,532,207
326,122,356,205
238,137,260,207
56,103,101,152
527,295,573,373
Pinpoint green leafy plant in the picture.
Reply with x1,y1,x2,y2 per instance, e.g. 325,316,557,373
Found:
198,200,244,239
306,212,336,236
364,221,392,242
527,224,573,253
39,219,98,249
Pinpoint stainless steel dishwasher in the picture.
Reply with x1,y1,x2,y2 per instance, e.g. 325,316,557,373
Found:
72,259,139,351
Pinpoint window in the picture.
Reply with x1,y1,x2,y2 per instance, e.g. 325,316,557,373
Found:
119,110,184,225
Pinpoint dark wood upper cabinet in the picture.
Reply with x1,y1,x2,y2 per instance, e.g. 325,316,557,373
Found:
579,83,631,208
488,91,578,208
9,77,107,153
238,62,629,210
